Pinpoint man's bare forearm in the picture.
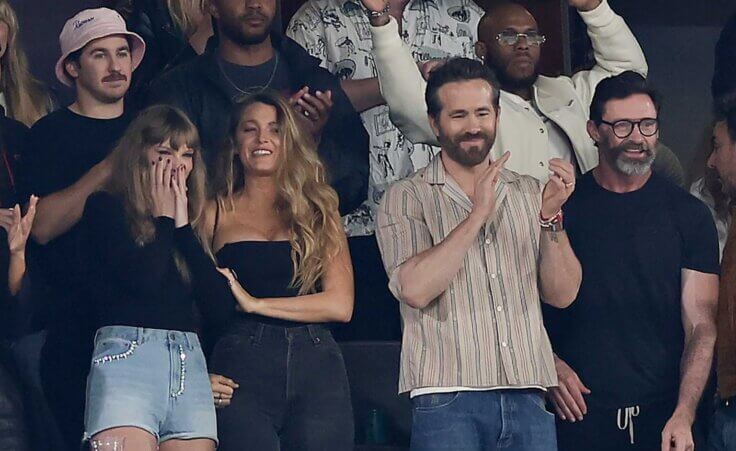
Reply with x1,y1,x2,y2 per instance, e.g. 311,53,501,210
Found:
340,78,385,113
675,324,716,420
32,160,110,244
538,229,581,308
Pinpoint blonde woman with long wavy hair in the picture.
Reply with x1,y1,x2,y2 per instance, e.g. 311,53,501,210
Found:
190,90,355,451
79,105,231,450
0,0,52,126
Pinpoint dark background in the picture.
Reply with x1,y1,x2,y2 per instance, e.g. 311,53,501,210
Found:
10,0,736,173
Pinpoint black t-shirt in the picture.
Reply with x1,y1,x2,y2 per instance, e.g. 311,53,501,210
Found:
543,172,720,408
218,53,292,101
81,192,217,331
17,108,133,333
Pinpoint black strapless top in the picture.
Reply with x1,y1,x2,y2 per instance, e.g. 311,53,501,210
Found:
216,240,304,327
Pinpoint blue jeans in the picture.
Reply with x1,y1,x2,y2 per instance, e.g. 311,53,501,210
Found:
410,389,557,451
84,326,217,444
709,402,736,451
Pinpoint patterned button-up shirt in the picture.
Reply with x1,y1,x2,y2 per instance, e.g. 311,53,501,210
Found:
287,0,483,236
376,154,558,393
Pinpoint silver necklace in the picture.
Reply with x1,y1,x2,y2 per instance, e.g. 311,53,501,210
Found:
218,52,280,97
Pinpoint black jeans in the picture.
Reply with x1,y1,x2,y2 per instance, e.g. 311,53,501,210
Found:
210,320,354,451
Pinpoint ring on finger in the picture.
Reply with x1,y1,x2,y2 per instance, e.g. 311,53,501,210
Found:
564,181,574,188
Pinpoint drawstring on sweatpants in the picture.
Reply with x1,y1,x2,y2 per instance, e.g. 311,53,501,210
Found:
617,406,640,445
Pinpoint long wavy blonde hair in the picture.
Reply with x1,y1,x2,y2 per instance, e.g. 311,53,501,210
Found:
106,105,208,256
0,1,52,126
211,90,343,295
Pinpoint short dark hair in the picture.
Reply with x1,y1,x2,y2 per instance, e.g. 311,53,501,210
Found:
425,57,500,118
63,35,134,80
589,71,660,124
715,93,736,143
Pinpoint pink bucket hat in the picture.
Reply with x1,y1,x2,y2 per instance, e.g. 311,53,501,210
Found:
55,8,146,87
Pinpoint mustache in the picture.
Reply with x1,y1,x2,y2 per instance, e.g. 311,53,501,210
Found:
456,132,491,143
242,10,267,21
620,142,651,152
102,73,127,83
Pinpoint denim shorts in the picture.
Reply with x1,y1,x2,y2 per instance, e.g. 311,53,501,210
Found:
83,326,217,444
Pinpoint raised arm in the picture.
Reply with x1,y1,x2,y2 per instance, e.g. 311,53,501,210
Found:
570,0,649,108
366,11,437,145
376,154,509,309
0,196,38,296
537,159,582,308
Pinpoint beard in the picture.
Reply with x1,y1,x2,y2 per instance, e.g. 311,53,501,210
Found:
607,141,656,176
219,11,272,46
440,129,496,167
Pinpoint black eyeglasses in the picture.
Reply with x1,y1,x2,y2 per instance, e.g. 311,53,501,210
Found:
599,118,659,138
495,31,546,46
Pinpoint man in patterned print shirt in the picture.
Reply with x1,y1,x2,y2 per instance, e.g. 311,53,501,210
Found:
288,0,483,339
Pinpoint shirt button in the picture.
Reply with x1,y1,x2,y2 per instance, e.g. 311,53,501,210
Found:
501,341,508,347
491,273,497,279
496,305,503,311
485,238,491,245
539,128,545,133
539,161,545,167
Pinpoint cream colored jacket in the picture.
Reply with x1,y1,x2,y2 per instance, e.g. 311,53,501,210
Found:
370,0,648,180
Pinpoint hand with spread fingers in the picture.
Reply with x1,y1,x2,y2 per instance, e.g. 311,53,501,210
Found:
541,158,576,219
210,374,239,409
290,87,333,140
0,195,38,255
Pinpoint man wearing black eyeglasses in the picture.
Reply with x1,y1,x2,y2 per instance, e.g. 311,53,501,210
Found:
543,72,719,451
363,0,655,185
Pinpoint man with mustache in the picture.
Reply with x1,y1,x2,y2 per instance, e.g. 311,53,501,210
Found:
376,57,581,450
543,72,720,451
359,0,687,185
16,8,145,450
149,0,368,217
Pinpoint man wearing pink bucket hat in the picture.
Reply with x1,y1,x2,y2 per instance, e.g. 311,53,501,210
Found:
16,8,146,451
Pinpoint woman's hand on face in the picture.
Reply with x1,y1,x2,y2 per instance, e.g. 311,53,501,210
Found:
217,267,259,313
149,158,176,219
210,373,239,409
171,164,189,228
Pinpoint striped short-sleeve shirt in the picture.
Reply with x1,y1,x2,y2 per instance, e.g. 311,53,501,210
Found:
376,154,558,393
